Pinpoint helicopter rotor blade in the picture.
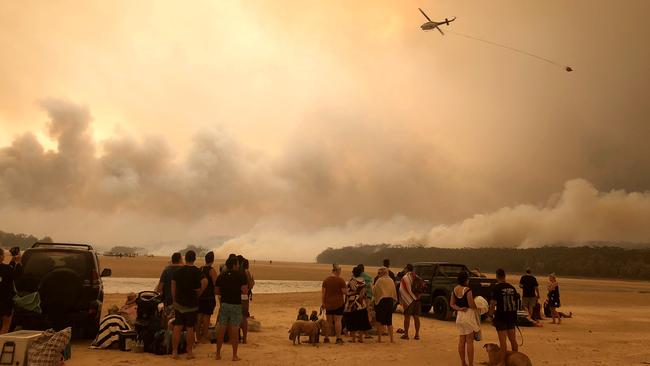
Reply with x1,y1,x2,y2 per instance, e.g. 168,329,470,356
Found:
437,26,445,35
418,8,432,22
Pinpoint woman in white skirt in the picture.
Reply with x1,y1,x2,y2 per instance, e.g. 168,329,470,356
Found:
450,271,480,366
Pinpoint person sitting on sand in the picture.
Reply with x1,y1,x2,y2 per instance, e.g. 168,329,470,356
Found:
309,310,319,322
321,264,347,344
451,271,480,366
171,250,207,360
297,307,309,321
547,273,562,324
488,269,519,366
155,252,183,322
373,267,397,343
399,264,422,340
117,293,138,326
197,251,218,343
215,256,248,361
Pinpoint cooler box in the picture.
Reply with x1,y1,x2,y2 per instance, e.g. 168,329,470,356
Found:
0,330,43,366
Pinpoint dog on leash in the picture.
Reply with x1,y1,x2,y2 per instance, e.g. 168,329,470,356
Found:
289,319,325,345
483,343,532,366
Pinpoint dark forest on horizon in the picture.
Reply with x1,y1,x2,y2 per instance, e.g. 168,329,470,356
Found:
0,230,52,249
316,244,650,280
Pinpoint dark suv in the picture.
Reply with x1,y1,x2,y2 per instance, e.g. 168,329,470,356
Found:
13,242,111,338
413,262,497,320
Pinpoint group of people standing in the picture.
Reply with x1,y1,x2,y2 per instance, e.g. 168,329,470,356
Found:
155,250,254,361
452,268,563,366
520,269,563,324
320,259,425,344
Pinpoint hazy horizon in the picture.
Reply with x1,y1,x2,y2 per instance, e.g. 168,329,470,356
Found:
1,1,649,260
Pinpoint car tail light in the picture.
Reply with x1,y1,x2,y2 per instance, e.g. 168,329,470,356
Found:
91,269,100,284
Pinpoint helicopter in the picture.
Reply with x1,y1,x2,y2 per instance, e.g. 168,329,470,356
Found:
418,8,456,35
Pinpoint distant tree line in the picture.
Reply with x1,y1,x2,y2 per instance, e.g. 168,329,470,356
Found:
316,244,650,280
0,230,53,249
106,246,147,256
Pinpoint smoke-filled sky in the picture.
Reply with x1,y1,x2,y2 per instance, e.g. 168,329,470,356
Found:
1,1,649,260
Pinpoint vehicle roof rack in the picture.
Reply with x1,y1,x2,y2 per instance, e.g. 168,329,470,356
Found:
31,242,94,250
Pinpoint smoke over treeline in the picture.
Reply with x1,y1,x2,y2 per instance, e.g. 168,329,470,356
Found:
316,245,650,280
1,100,650,261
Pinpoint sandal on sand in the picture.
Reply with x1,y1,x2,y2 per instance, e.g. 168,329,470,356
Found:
335,338,345,344
400,334,409,340
414,335,420,340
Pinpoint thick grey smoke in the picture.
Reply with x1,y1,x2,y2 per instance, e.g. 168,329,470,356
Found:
216,179,650,260
424,179,650,248
0,100,480,224
1,100,268,218
2,100,650,261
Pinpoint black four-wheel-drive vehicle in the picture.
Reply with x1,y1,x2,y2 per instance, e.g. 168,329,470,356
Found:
413,262,497,320
13,242,112,339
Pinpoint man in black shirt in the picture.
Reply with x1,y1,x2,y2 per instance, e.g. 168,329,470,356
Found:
519,268,539,318
155,252,183,320
489,268,519,366
214,256,248,361
171,250,207,360
0,249,18,334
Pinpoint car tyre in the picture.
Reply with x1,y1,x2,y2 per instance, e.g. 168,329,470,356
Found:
432,295,452,321
83,316,100,339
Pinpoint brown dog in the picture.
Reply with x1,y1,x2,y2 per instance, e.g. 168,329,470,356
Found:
288,319,325,345
483,343,532,366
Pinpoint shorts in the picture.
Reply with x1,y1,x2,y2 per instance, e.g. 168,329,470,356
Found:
492,315,517,331
173,310,198,327
199,298,217,315
375,298,394,326
0,301,13,317
241,299,250,318
403,301,421,316
325,306,344,316
218,303,243,327
521,297,537,310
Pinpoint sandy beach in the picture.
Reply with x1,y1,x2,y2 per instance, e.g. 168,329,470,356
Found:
100,255,379,281
61,257,650,366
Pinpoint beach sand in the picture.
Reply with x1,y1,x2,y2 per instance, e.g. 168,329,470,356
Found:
64,257,650,365
100,255,378,280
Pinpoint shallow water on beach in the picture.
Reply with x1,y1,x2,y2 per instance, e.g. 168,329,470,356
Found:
103,277,321,294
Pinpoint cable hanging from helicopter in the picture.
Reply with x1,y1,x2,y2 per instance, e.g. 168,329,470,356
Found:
418,8,573,72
